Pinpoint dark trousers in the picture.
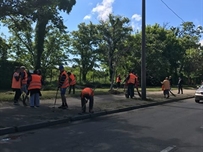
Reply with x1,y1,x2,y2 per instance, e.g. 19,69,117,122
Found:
13,89,22,102
81,94,94,113
117,82,120,88
178,85,183,94
69,85,75,94
127,83,134,98
163,89,169,98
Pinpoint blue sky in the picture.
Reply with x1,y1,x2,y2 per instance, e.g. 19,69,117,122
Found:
0,0,203,43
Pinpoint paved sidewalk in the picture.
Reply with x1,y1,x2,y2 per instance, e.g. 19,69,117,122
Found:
0,89,195,136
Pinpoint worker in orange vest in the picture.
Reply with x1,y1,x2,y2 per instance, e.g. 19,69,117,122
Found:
116,74,121,90
123,70,137,98
161,77,170,98
58,65,69,109
80,87,94,114
67,72,76,94
27,69,43,108
11,66,22,105
20,66,28,101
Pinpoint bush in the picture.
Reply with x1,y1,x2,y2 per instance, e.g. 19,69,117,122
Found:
0,60,22,90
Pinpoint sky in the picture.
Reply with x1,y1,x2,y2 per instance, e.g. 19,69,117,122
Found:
0,0,203,43
62,0,203,44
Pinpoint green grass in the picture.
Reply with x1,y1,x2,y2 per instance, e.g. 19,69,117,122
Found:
0,86,195,102
0,88,111,102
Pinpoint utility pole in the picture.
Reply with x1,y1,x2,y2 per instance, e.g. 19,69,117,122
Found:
141,0,146,100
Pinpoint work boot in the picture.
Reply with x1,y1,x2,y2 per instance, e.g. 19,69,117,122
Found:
14,100,20,105
58,104,64,109
89,109,94,113
62,104,68,109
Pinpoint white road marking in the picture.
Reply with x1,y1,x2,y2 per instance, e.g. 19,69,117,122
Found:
160,145,176,152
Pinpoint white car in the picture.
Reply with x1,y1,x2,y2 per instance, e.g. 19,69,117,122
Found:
195,85,203,102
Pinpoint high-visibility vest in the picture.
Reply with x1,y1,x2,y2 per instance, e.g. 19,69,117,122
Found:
60,71,69,88
81,87,94,98
11,72,21,89
28,74,42,90
127,73,136,84
21,70,28,85
116,76,121,83
69,73,76,85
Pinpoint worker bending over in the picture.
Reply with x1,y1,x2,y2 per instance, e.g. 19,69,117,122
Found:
80,87,94,114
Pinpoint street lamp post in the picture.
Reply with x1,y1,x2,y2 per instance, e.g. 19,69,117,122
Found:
141,0,146,99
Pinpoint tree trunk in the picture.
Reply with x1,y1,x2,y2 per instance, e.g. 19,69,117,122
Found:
35,18,48,70
82,71,87,82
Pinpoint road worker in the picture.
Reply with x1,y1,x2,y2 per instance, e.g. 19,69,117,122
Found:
27,69,43,108
80,87,94,114
20,66,28,96
116,74,121,90
67,72,76,94
123,70,137,98
11,66,22,105
161,77,170,98
58,65,69,109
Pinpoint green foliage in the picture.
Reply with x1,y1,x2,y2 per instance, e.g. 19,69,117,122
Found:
70,22,99,82
0,60,22,90
0,0,76,69
97,14,133,89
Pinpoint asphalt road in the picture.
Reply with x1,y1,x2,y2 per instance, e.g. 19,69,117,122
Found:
0,99,203,152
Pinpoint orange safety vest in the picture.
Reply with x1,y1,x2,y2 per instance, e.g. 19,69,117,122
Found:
60,71,69,88
127,73,136,84
116,76,121,83
21,70,28,85
11,72,21,89
28,74,42,90
161,85,164,91
81,87,94,98
69,73,76,85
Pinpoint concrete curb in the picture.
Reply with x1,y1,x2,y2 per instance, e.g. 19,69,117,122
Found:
0,96,194,136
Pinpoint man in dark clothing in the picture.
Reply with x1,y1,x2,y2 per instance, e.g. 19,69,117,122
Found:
177,77,183,94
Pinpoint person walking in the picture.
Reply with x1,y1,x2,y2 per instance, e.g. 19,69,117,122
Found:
161,77,170,98
11,67,22,105
80,87,94,114
177,77,183,94
67,72,76,94
58,65,69,109
27,69,43,108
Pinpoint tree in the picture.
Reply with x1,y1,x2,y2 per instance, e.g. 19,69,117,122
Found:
0,36,9,61
70,22,99,82
172,22,203,75
7,22,71,80
0,0,76,69
97,14,132,90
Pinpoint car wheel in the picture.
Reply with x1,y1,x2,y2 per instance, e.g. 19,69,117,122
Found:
195,99,200,103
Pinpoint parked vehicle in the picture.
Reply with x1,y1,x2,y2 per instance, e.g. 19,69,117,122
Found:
195,85,203,102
